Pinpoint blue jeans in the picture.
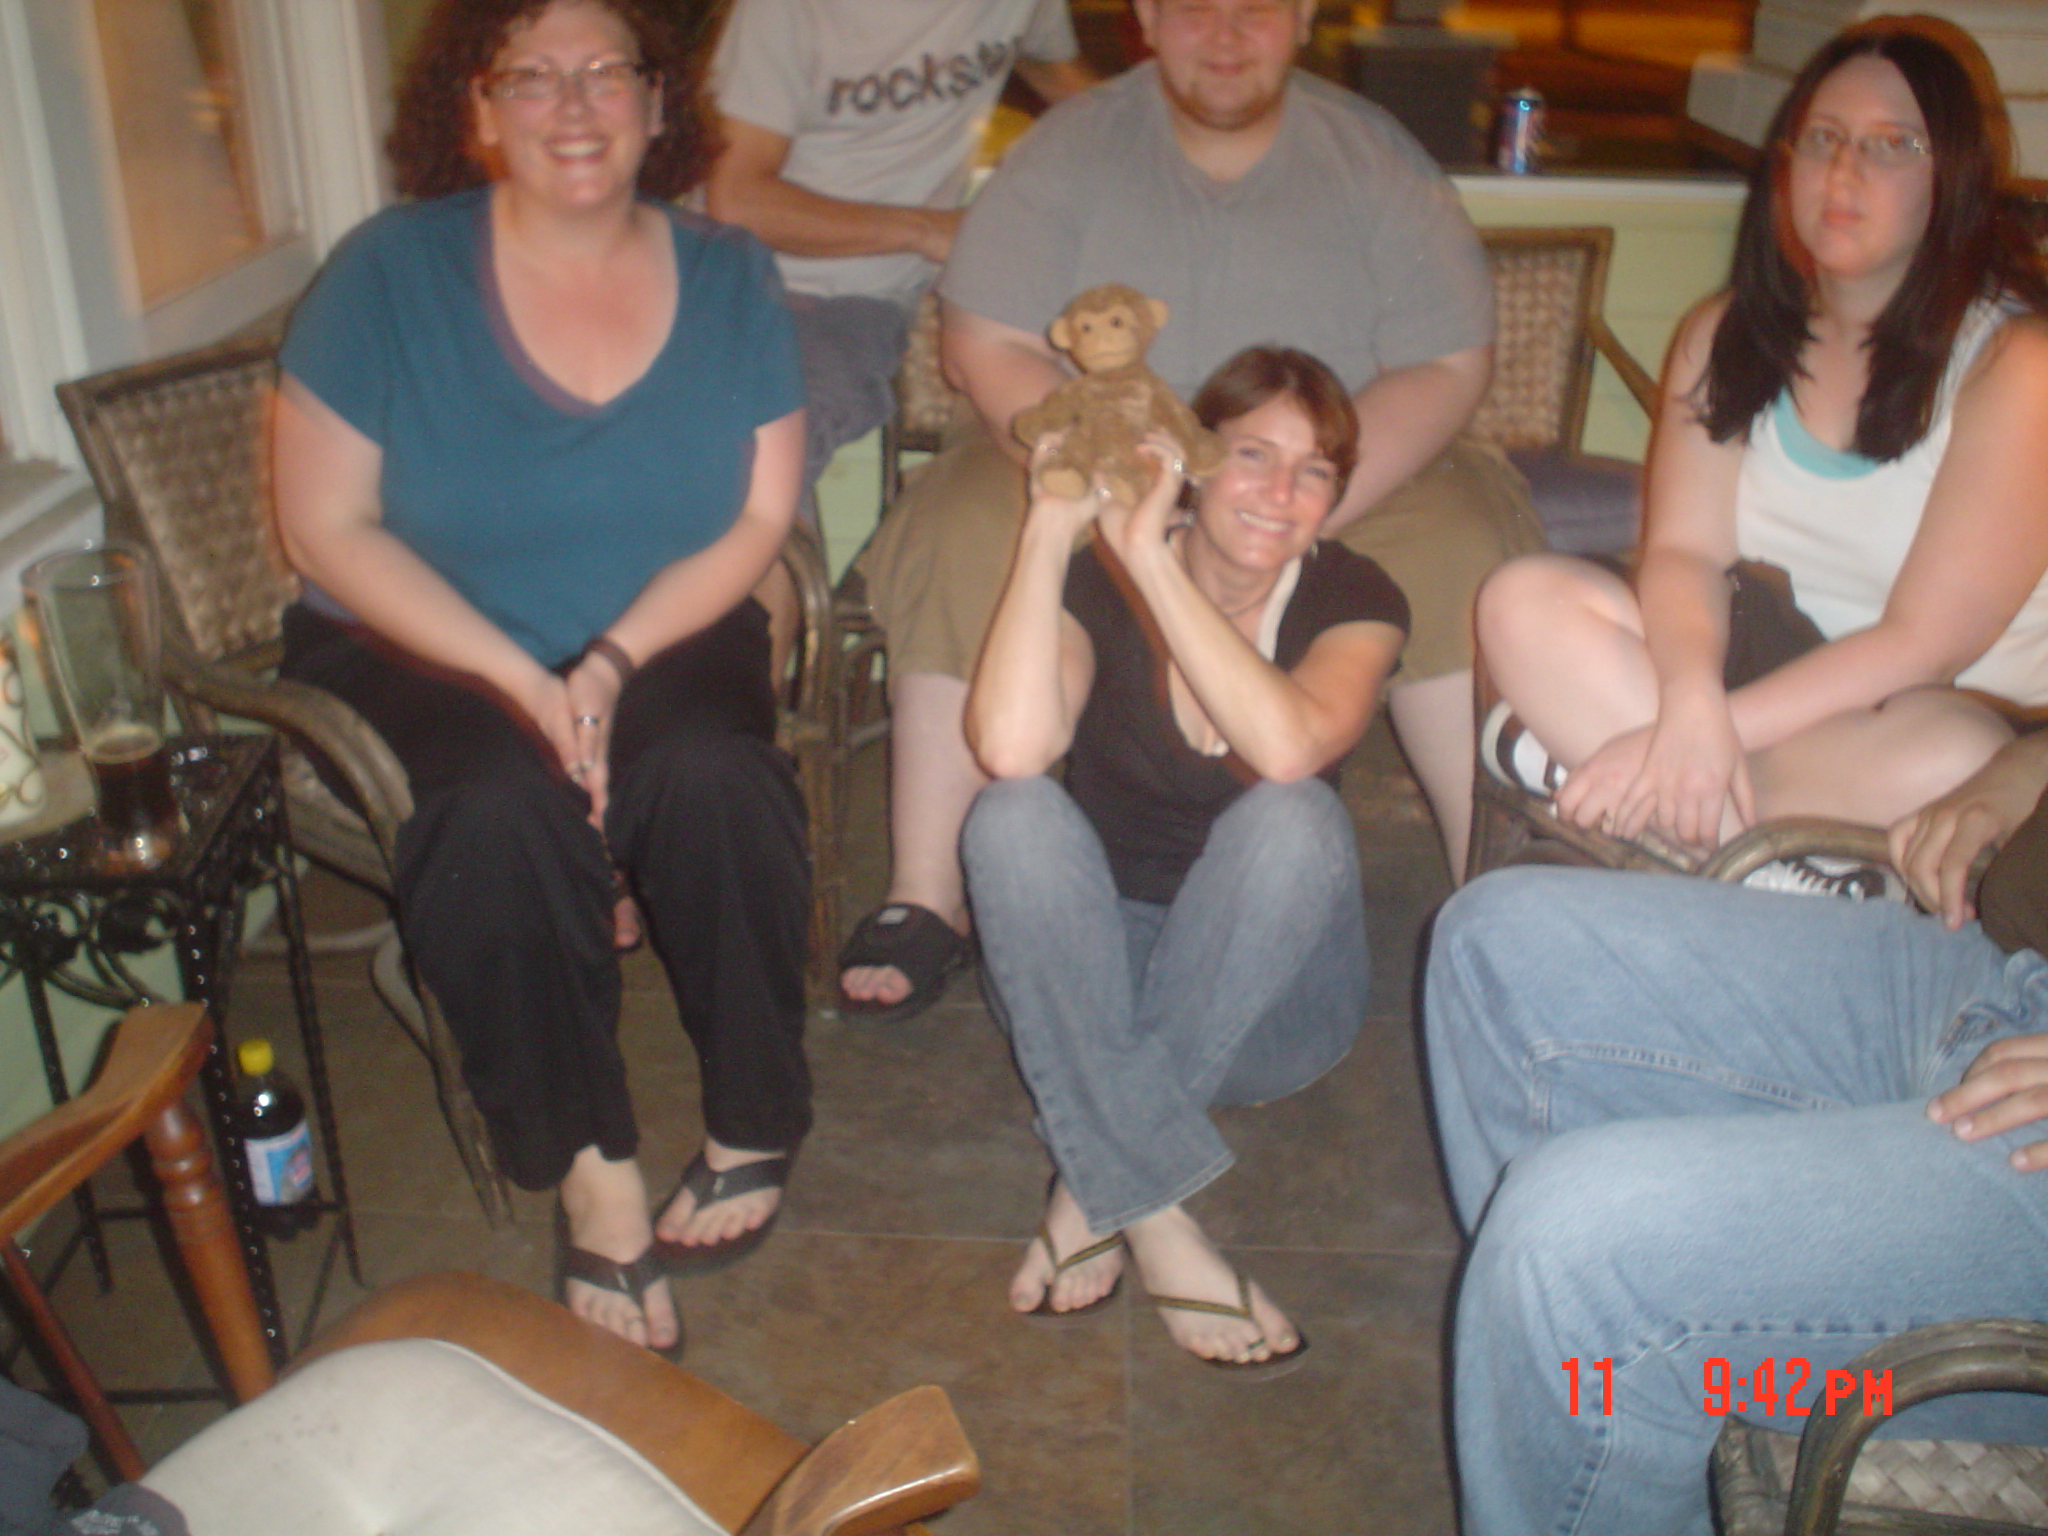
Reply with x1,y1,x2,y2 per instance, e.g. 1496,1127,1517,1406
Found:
1426,868,2048,1536
962,776,1369,1231
787,291,911,491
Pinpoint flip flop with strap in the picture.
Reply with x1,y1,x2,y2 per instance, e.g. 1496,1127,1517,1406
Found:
1022,1224,1126,1327
554,1205,681,1361
1149,1271,1310,1381
836,903,971,1025
652,1149,791,1277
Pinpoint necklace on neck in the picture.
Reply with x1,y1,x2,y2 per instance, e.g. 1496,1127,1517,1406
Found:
1172,525,1272,622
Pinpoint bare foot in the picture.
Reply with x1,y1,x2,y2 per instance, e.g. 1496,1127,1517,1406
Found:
1124,1204,1298,1366
655,1138,785,1249
840,960,911,1006
560,1147,678,1351
613,891,643,951
1009,1179,1124,1315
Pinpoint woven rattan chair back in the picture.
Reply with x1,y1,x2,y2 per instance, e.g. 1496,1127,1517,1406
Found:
878,291,955,511
58,337,296,669
1711,1319,2048,1536
1469,226,1614,454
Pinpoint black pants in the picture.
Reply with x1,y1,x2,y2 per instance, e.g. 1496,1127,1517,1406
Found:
282,602,812,1190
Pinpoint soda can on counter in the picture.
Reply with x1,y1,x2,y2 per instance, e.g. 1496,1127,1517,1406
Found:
1495,87,1545,174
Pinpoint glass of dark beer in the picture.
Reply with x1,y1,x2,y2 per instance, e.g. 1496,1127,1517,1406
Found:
25,543,181,872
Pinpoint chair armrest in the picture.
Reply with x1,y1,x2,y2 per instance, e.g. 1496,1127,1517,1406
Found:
754,1385,980,1536
1781,1319,2048,1536
780,519,839,721
163,640,414,855
0,1003,210,1235
300,1271,810,1533
1695,818,1893,883
1582,312,1659,422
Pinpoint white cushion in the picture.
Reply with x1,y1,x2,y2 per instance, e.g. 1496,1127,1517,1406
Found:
141,1339,728,1536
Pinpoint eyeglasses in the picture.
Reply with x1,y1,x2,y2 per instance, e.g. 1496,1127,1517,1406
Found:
485,59,651,104
1789,122,1931,171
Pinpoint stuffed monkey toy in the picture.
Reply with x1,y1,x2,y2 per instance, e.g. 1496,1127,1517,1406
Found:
1012,284,1223,506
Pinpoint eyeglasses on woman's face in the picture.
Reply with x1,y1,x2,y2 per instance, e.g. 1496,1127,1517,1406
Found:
485,58,651,105
1789,121,1931,172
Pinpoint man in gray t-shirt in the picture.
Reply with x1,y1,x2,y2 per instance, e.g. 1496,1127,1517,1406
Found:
842,0,1540,1030
707,0,1091,481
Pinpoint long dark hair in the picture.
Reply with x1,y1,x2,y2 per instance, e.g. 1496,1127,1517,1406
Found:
388,0,720,201
1699,16,2048,460
1192,346,1360,498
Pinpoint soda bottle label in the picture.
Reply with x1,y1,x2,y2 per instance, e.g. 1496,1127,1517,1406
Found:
245,1124,314,1206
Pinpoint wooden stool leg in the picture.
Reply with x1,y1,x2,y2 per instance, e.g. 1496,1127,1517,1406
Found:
143,1100,274,1402
1,1240,146,1481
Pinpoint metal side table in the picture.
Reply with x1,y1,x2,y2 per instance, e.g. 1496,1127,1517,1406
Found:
0,733,358,1384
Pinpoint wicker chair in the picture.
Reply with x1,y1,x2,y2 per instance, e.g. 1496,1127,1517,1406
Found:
1712,1320,2048,1536
1466,225,1658,558
55,336,846,1223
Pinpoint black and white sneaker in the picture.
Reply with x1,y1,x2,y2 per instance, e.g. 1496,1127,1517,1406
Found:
1739,855,1896,901
1480,701,1568,797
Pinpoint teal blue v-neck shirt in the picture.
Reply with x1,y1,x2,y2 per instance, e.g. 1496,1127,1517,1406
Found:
279,186,804,668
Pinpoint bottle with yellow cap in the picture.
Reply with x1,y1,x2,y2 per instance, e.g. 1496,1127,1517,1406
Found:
232,1037,315,1236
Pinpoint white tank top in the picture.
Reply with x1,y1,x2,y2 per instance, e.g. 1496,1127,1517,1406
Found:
1734,299,2048,705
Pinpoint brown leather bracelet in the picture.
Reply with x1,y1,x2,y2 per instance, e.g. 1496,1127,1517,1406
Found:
584,633,637,686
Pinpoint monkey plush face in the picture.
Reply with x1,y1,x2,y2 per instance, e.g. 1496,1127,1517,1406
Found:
1050,290,1167,376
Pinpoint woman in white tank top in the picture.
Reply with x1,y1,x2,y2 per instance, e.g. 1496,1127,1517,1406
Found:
1476,17,2048,866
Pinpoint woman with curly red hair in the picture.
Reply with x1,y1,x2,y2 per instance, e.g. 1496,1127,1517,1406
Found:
274,0,810,1352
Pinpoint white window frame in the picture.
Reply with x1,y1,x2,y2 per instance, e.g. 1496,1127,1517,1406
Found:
0,0,390,595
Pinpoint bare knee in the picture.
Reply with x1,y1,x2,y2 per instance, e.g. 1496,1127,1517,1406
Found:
1475,553,1617,665
1872,688,2015,805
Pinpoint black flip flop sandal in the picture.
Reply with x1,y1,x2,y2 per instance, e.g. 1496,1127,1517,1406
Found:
653,1149,792,1277
836,903,971,1025
554,1204,681,1360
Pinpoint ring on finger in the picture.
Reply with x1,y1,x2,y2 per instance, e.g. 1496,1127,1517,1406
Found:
575,714,603,728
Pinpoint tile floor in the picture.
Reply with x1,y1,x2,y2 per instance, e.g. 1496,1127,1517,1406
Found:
11,721,1464,1535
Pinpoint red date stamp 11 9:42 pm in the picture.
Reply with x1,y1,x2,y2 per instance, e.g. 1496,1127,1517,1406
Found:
1560,1358,1895,1417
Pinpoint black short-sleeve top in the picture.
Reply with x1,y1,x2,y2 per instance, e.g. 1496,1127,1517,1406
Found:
1062,539,1409,904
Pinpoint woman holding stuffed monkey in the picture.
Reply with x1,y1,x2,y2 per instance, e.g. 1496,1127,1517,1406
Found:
962,346,1406,1375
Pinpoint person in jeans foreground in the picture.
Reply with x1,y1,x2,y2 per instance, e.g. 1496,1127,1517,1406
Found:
1427,724,2048,1536
962,348,1406,1373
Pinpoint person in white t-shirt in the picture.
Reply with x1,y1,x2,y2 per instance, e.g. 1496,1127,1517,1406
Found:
706,0,1093,486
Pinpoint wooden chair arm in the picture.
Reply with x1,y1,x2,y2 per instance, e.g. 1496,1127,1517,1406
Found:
754,1385,980,1536
1781,1320,2048,1536
1695,818,1894,883
301,1272,810,1534
780,518,839,722
1583,312,1659,421
163,641,414,856
0,1002,211,1236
